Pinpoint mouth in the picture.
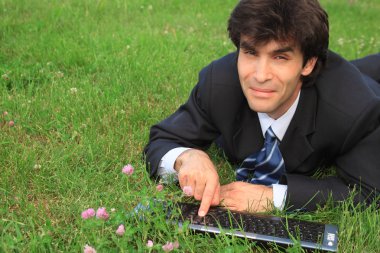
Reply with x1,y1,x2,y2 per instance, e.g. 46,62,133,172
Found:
249,87,276,98
252,87,274,92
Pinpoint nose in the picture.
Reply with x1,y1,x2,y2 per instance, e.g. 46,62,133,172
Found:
254,59,272,83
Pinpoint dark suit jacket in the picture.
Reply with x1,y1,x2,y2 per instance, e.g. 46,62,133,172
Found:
144,51,380,211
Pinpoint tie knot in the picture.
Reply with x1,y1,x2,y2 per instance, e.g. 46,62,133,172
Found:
265,127,277,143
236,126,285,185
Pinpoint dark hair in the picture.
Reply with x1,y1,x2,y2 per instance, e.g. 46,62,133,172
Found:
228,0,329,87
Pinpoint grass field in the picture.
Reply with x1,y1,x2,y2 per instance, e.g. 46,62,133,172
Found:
1,0,379,252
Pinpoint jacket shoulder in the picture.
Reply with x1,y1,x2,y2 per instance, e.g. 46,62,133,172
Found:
315,51,379,118
196,52,245,127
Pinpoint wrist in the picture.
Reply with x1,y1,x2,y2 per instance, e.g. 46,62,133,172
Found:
174,149,190,171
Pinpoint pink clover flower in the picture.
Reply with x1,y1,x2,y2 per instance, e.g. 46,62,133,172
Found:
146,240,154,248
83,244,96,253
81,208,95,219
116,224,125,236
122,164,134,175
96,207,109,220
156,184,164,191
162,242,174,252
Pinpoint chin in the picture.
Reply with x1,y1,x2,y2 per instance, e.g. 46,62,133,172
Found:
247,102,272,114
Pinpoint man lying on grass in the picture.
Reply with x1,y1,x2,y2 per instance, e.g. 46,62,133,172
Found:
144,0,380,216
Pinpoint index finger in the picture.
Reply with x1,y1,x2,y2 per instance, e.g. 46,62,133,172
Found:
198,181,218,217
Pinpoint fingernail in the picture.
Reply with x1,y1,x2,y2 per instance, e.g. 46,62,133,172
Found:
183,186,193,196
198,211,205,217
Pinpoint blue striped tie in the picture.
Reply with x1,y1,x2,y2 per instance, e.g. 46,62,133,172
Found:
236,127,285,185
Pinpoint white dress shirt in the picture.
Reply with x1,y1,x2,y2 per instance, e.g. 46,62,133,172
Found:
158,92,301,210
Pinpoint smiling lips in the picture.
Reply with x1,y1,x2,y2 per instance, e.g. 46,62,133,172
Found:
249,87,276,98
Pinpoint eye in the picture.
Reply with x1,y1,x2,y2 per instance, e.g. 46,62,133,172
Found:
274,55,288,60
242,49,257,56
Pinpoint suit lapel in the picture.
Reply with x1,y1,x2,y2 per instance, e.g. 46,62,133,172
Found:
232,104,264,161
280,87,317,171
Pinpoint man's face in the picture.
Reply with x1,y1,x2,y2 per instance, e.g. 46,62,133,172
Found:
237,37,316,119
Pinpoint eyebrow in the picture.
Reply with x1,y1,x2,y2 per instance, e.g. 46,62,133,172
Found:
239,40,295,54
273,47,294,54
239,40,255,50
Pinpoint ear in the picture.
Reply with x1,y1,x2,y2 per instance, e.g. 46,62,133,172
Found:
301,57,318,76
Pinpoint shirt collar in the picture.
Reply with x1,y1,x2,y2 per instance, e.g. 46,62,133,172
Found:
257,91,300,141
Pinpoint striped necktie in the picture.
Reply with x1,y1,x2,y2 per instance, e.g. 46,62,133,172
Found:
236,126,285,185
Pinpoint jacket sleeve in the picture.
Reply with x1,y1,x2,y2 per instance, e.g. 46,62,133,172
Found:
285,98,380,211
143,63,220,177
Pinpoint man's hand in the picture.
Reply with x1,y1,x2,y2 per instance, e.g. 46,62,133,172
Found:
220,182,273,212
175,149,220,216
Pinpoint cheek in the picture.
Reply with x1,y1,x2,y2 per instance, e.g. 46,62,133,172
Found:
276,71,301,92
237,56,253,80
237,66,246,83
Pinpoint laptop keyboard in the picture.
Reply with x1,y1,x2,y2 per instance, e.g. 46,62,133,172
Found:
167,202,338,252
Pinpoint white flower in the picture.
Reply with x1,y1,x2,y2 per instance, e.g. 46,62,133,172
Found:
56,71,64,78
2,74,9,80
337,38,344,46
70,87,78,94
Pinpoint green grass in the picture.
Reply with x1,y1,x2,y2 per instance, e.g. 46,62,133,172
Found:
1,0,379,252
